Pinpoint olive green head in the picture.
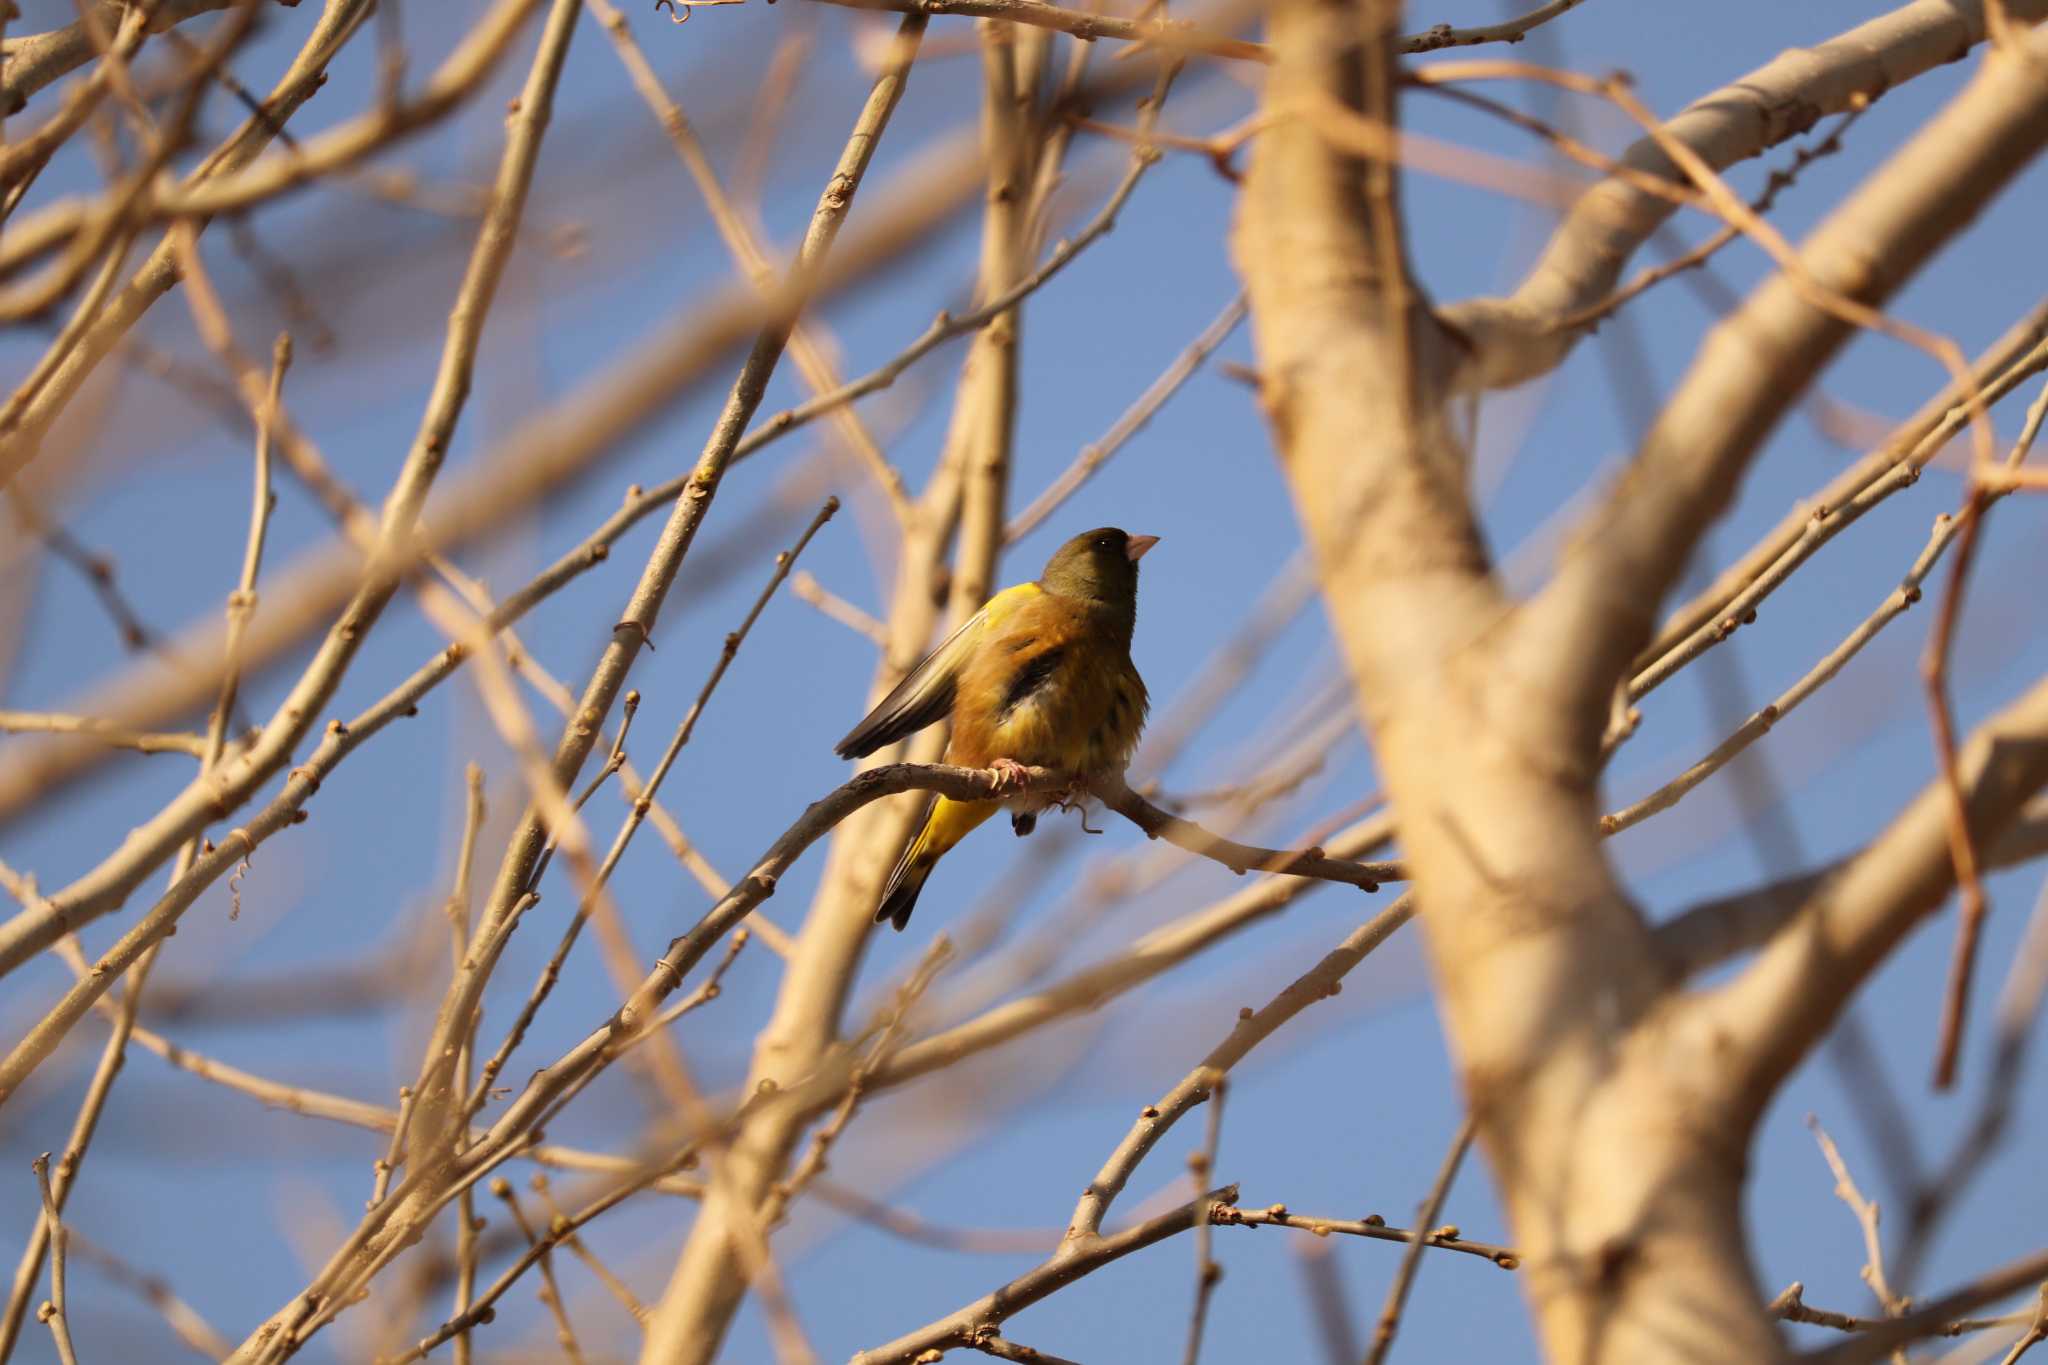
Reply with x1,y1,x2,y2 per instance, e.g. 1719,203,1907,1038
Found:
1038,527,1158,627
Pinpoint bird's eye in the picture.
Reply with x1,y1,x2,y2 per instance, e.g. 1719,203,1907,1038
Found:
1096,535,1114,548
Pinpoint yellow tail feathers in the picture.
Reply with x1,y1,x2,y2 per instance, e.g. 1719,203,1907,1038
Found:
875,797,996,931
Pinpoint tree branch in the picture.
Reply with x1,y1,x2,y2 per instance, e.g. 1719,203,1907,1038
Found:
802,0,1593,63
1694,674,2048,1119
1068,894,1414,1242
1638,301,2048,685
0,28,1188,826
1215,1202,1517,1268
1527,20,2048,732
0,0,294,115
1101,773,1396,887
1439,0,2048,391
852,1188,1238,1365
0,0,580,1100
1804,1247,2048,1365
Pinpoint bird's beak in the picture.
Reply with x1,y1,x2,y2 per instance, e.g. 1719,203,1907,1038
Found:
1125,534,1160,563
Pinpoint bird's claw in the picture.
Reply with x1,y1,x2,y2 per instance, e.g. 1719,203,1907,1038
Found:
989,757,1033,793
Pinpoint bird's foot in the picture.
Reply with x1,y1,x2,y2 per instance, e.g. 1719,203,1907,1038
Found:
988,757,1033,793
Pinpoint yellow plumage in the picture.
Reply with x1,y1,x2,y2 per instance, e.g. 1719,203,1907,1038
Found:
835,528,1156,929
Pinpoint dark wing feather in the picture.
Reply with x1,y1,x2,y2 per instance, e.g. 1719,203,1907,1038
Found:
834,610,982,759
999,644,1066,716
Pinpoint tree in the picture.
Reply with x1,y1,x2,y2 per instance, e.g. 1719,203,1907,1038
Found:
1,0,2045,1362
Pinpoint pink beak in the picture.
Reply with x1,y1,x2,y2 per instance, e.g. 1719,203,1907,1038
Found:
1126,534,1160,563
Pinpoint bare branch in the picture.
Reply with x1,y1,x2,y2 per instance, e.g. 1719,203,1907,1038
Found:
852,1188,1239,1364
1654,797,2048,981
1527,22,2048,728
802,0,1591,63
1807,1117,1905,1317
1067,893,1413,1242
1100,774,1397,888
0,0,291,114
1006,291,1247,542
1768,1281,2023,1340
0,0,583,1101
0,0,376,490
1639,304,2048,684
1806,1249,2048,1365
1440,0,2048,390
0,75,1119,823
1181,1074,1228,1365
30,1155,78,1365
1365,1116,1475,1365
0,710,210,755
1695,674,2048,1117
1216,1202,1517,1268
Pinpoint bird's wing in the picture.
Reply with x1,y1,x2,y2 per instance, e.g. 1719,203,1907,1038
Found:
834,583,1041,759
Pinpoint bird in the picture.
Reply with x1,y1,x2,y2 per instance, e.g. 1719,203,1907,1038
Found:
835,527,1157,930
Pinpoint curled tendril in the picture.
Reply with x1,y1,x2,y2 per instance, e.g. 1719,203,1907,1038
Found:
653,0,690,23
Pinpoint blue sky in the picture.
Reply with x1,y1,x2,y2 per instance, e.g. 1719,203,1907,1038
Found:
3,0,2047,1361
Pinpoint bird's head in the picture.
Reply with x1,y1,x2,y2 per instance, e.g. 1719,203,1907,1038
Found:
1039,527,1158,615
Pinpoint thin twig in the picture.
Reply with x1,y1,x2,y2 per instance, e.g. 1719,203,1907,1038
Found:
729,101,1176,469
1808,1116,1906,1318
532,1173,647,1326
32,1155,78,1365
0,710,211,755
1768,1281,2021,1338
1065,897,1413,1255
374,768,492,1208
6,487,163,653
1923,364,2048,1087
1924,489,1990,1091
1551,101,1868,332
1638,302,2048,686
1214,1202,1517,1267
468,500,837,1119
1805,1245,2048,1365
587,0,910,519
795,0,1586,64
1182,1073,1227,1365
491,1177,588,1365
0,287,288,1360
1602,498,1976,837
63,1230,235,1361
790,569,888,644
1006,291,1246,542
391,1145,702,1363
1898,876,2048,1291
971,1339,1086,1364
852,1188,1239,1364
2000,1286,2048,1365
1365,1116,1477,1365
765,934,955,1229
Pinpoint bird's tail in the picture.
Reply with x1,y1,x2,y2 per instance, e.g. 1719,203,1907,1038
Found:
876,796,995,930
